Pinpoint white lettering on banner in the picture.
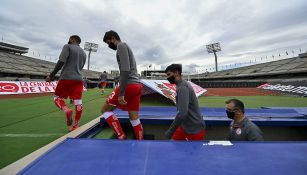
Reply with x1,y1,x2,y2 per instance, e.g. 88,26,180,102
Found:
260,83,307,96
279,85,294,92
295,87,307,94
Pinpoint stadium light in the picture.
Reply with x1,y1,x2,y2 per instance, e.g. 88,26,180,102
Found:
84,42,98,70
206,42,221,72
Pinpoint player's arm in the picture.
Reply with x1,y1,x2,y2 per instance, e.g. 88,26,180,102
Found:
46,45,69,82
165,86,189,139
117,44,130,98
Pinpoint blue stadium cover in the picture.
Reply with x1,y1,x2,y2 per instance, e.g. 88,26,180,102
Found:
18,138,307,175
114,107,305,118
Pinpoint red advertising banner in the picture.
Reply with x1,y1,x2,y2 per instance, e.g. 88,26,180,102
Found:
0,81,58,95
141,79,207,103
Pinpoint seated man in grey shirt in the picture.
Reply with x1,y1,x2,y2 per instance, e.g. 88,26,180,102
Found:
225,98,264,141
164,64,206,141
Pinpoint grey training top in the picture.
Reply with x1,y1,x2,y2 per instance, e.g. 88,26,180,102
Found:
100,73,107,82
59,44,86,81
116,42,139,96
165,80,206,138
228,117,264,141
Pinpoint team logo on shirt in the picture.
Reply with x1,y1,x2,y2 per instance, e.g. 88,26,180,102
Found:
235,128,242,135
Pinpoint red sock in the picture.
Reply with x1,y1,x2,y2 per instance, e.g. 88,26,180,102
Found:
74,104,82,126
103,112,126,139
54,97,72,126
54,97,67,110
130,119,144,140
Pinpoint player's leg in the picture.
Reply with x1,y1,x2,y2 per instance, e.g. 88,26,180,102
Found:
126,84,143,140
69,99,82,131
186,130,206,141
54,96,72,126
100,88,126,139
100,82,105,94
54,80,72,126
128,111,143,140
101,82,107,94
171,127,188,140
69,81,84,131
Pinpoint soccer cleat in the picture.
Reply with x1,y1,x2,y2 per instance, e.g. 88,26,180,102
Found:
118,134,126,140
69,124,79,132
62,106,73,126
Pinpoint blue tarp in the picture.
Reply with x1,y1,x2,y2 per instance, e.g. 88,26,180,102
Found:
18,138,307,175
114,107,305,118
262,107,307,116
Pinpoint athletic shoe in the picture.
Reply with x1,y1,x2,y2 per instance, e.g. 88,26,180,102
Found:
118,134,126,140
69,124,79,132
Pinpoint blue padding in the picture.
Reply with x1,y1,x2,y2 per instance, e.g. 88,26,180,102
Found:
110,107,307,126
18,138,307,175
262,107,307,117
114,107,305,118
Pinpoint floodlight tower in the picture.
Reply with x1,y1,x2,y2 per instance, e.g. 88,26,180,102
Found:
84,42,99,70
206,42,221,72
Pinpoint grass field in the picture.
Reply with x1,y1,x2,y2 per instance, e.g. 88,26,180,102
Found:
1,88,307,168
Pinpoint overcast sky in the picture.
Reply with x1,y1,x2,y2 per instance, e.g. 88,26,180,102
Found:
1,0,307,73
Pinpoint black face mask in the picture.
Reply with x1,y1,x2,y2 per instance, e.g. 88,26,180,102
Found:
108,43,117,50
68,41,72,44
167,76,176,84
226,110,236,119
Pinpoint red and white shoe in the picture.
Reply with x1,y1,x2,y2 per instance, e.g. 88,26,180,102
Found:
118,134,126,140
69,125,78,132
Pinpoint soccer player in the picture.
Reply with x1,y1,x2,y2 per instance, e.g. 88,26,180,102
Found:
100,71,107,94
101,30,143,140
164,64,206,140
113,76,119,89
46,35,86,131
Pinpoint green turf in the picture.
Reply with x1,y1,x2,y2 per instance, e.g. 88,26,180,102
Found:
0,88,307,168
0,88,107,168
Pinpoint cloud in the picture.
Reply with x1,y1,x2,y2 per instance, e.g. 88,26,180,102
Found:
0,0,307,73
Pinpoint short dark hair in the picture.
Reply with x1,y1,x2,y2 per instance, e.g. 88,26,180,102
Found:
225,98,245,114
165,64,182,75
70,35,81,44
103,71,106,73
103,30,121,43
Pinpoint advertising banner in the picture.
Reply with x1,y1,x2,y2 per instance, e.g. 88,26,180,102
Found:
141,79,207,103
257,82,307,96
0,81,58,95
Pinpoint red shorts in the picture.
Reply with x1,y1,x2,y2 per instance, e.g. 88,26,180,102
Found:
106,83,142,111
101,82,107,88
172,127,206,141
55,80,83,100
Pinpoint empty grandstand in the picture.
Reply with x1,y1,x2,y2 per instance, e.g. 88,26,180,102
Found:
191,53,307,88
0,42,29,55
0,42,114,87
